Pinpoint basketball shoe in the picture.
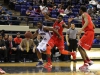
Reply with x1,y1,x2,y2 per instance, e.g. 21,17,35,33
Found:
88,60,93,66
44,62,52,69
71,51,76,60
36,61,44,67
79,63,89,72
0,68,6,74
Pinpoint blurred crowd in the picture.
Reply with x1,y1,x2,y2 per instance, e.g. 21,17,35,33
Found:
0,0,99,27
0,29,99,63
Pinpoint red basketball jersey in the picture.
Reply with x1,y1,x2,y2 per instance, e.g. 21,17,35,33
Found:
53,20,64,37
82,13,94,32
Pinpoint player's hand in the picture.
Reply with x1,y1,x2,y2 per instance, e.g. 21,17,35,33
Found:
33,48,36,53
58,35,62,40
78,30,82,35
68,17,73,22
21,48,24,51
67,42,70,46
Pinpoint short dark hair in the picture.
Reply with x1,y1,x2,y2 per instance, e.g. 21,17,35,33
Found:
80,5,87,12
37,21,43,24
58,15,63,18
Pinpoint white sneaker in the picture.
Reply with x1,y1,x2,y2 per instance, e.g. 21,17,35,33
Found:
88,60,93,66
79,63,89,72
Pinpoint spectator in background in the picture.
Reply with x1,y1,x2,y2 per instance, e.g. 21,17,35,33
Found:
74,14,82,20
97,1,100,10
67,0,72,6
20,31,37,62
66,23,79,61
3,34,9,41
0,34,8,62
35,7,42,15
92,7,98,19
4,34,9,49
58,6,64,15
40,4,48,14
9,0,17,10
89,0,98,5
0,30,5,38
64,5,72,15
26,6,36,17
93,35,100,44
48,5,53,13
17,0,26,4
0,5,6,15
52,5,57,10
33,0,39,5
87,5,93,17
6,35,20,62
39,0,47,6
96,10,100,17
14,32,22,46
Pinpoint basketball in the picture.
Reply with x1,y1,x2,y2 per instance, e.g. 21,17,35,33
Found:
24,31,33,38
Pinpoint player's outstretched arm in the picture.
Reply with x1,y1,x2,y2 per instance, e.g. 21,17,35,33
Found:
62,18,72,28
33,30,38,39
44,13,56,22
43,27,62,39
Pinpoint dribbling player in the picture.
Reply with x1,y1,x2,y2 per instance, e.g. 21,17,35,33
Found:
33,21,61,67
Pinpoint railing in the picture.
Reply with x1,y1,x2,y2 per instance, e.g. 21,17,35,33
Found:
0,15,100,27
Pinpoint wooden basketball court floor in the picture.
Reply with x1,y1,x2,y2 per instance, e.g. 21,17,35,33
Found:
0,61,100,75
0,48,100,75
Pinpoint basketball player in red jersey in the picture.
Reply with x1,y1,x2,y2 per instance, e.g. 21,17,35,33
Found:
76,6,95,71
44,15,76,68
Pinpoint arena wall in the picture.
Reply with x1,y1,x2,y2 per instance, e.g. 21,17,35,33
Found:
0,25,100,33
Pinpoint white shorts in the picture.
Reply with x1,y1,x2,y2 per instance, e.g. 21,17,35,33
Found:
37,40,48,53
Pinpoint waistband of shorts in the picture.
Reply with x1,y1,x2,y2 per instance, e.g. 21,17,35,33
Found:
69,38,76,40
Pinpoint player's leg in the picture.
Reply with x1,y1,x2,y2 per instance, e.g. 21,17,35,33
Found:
57,39,76,60
36,49,43,67
78,31,94,71
82,47,93,65
72,40,78,60
78,46,88,63
58,48,76,60
78,46,89,71
68,39,74,61
44,38,55,68
36,41,45,67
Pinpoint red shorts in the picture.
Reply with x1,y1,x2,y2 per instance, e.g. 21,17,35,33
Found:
48,36,64,50
78,31,94,50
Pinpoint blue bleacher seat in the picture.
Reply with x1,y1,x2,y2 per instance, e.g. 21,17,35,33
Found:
51,14,57,18
72,9,79,12
15,4,21,11
94,21,100,28
21,5,27,9
20,8,26,16
27,5,31,9
33,5,39,9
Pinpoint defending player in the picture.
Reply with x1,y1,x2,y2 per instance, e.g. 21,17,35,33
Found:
76,6,95,71
44,15,76,68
